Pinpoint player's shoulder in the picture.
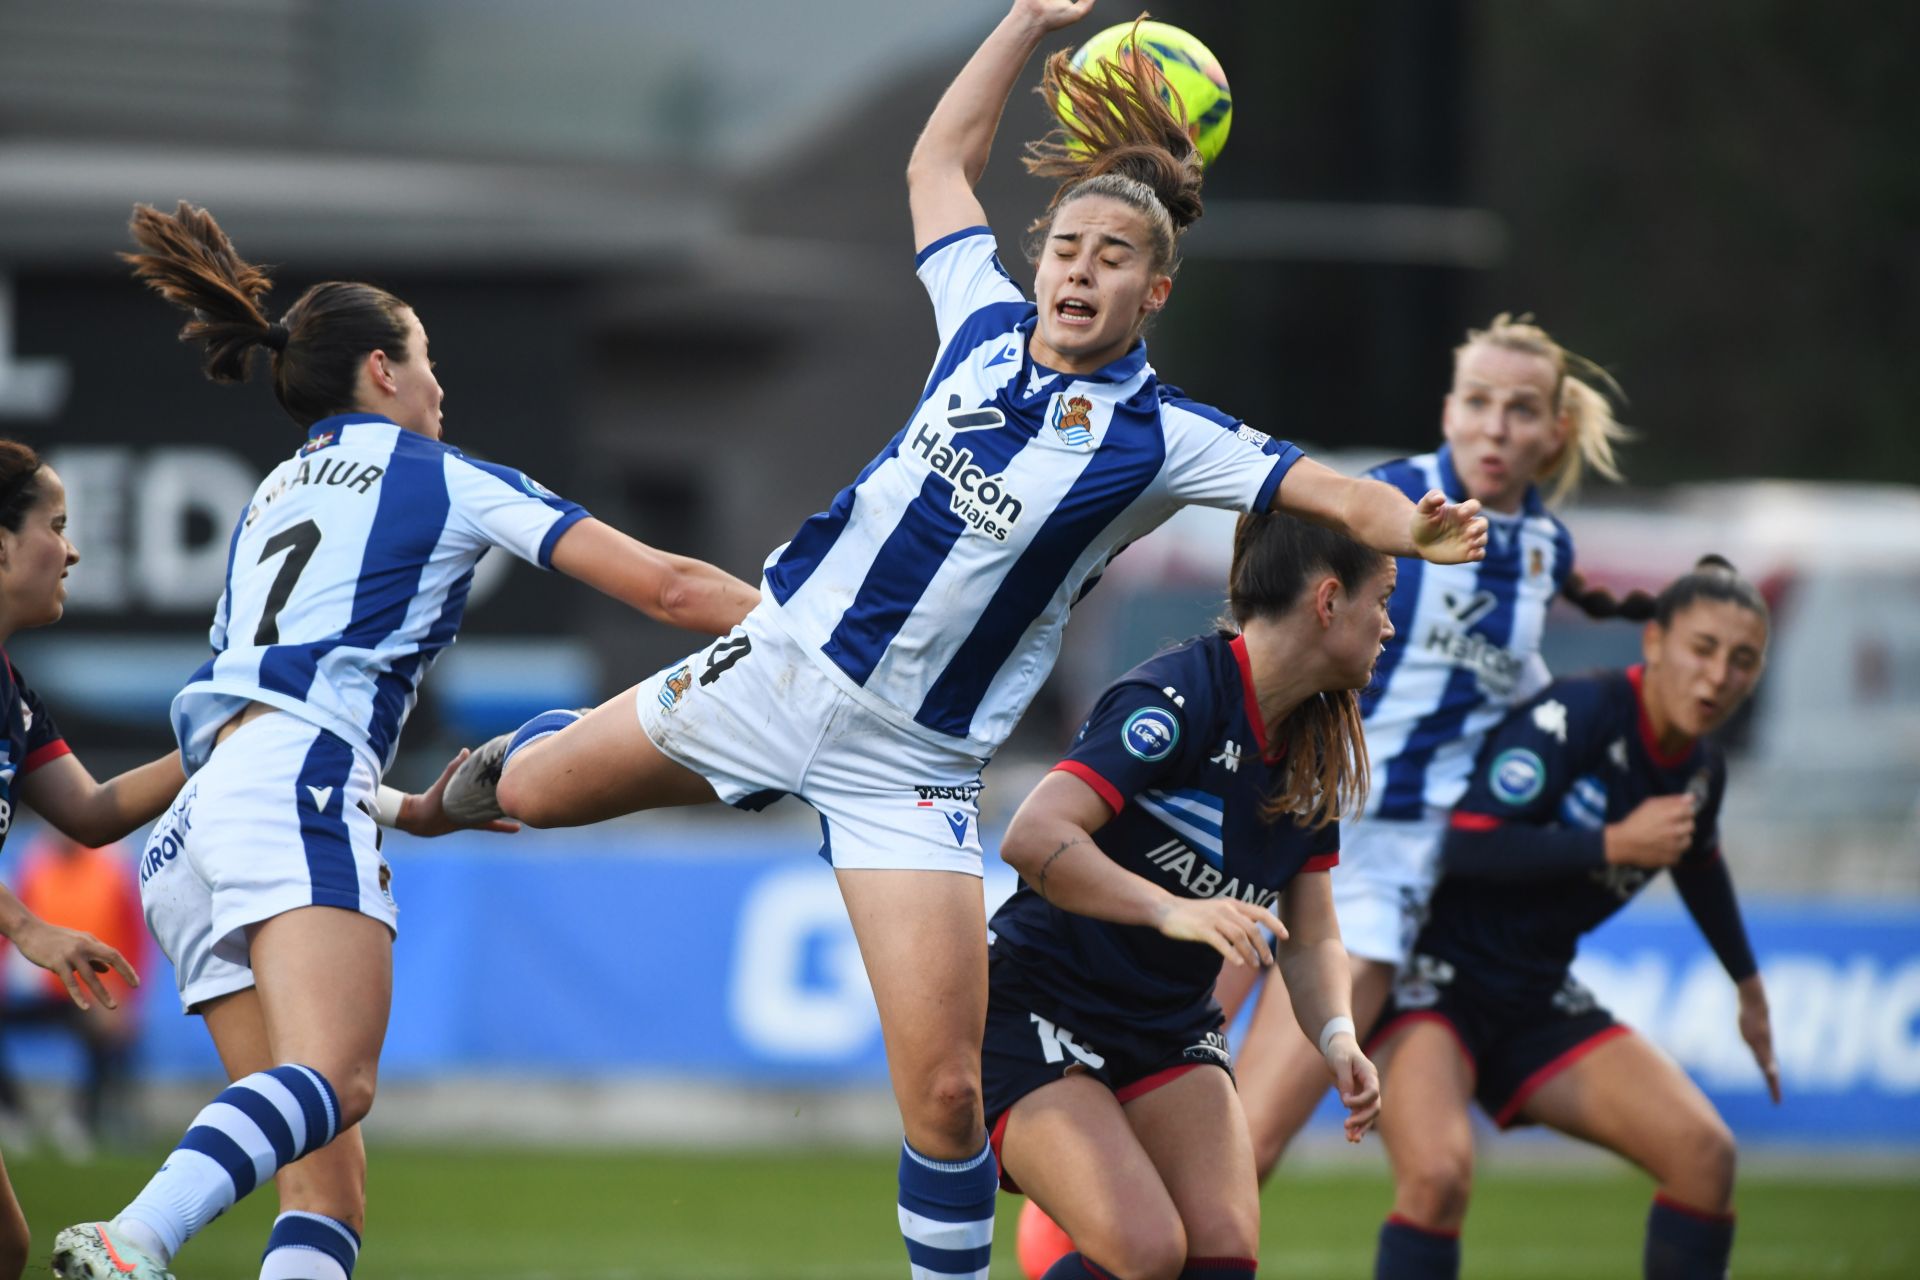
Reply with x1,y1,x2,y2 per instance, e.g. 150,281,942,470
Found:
1524,668,1630,735
1154,383,1242,431
1108,633,1237,727
1364,451,1438,501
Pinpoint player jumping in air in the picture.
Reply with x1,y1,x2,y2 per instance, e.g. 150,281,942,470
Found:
52,204,758,1280
443,4,1484,1275
1368,556,1780,1279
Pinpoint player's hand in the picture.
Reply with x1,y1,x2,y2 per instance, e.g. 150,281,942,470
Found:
396,748,523,837
1154,897,1286,968
1012,0,1096,34
1410,490,1487,565
10,917,139,1012
1326,1034,1382,1142
1603,794,1696,868
1737,976,1782,1105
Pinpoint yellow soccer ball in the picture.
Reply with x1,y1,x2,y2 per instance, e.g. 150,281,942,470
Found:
1066,20,1232,169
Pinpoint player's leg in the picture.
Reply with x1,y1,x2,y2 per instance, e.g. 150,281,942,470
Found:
1121,1065,1259,1279
492,691,715,828
1232,956,1395,1180
839,867,998,1279
999,1075,1187,1280
1514,1029,1737,1279
1370,1017,1477,1279
0,1150,29,1280
203,989,367,1280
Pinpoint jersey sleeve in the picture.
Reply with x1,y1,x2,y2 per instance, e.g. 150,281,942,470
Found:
1363,456,1431,502
914,227,1026,349
442,454,591,569
1158,397,1304,513
11,666,69,775
1443,681,1609,878
1300,817,1340,873
1052,681,1203,816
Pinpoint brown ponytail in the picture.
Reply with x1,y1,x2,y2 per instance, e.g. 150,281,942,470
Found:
1023,15,1205,276
1228,512,1386,829
123,202,414,428
1562,570,1657,622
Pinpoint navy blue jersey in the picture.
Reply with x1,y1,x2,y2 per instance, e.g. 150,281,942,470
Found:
1419,665,1753,1001
0,656,69,851
988,632,1339,1030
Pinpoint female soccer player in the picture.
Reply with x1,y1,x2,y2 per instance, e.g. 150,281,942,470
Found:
0,438,162,1279
454,4,1482,1274
53,204,759,1280
987,512,1388,1280
1368,556,1779,1279
1216,312,1646,1179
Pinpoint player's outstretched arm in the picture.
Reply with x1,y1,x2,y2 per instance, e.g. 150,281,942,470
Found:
15,750,184,850
907,0,1097,252
1274,457,1487,565
1001,770,1284,968
1274,872,1380,1141
549,518,759,637
0,884,138,1012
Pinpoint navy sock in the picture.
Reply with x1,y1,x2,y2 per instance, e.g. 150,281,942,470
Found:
1041,1255,1116,1280
1644,1194,1734,1279
260,1211,360,1279
896,1138,997,1279
1375,1215,1459,1280
1183,1258,1257,1278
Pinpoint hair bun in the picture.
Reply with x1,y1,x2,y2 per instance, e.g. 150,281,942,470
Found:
1694,553,1737,574
262,322,290,352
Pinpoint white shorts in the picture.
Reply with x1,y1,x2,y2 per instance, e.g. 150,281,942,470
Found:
138,712,397,1012
1330,812,1447,967
634,607,989,876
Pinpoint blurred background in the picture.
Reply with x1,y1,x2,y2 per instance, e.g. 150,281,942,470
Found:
0,1,1915,1275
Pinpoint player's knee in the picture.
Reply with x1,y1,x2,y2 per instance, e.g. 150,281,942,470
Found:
322,1061,379,1130
1399,1147,1474,1226
1082,1212,1186,1280
904,1066,983,1152
1179,1194,1259,1263
495,766,556,828
1668,1113,1738,1207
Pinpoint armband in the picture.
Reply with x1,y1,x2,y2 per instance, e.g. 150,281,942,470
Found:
1318,1015,1357,1057
372,785,407,828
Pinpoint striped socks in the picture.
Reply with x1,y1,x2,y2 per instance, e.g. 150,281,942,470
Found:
504,709,583,769
115,1065,341,1262
260,1212,360,1280
897,1138,997,1280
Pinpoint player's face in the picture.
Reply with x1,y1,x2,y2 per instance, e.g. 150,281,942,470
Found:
0,466,80,629
1329,561,1398,687
386,309,445,440
1031,196,1172,374
1441,343,1566,514
1643,599,1769,739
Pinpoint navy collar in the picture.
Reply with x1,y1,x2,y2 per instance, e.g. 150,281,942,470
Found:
1023,315,1150,387
1434,443,1545,515
307,412,396,439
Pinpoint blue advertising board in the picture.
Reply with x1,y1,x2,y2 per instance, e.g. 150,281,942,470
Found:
7,826,1918,1147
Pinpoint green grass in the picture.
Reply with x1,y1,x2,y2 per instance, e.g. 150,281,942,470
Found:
9,1146,1916,1278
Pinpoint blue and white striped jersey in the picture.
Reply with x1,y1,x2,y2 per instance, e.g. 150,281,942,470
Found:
761,226,1301,752
173,413,588,776
1361,447,1574,819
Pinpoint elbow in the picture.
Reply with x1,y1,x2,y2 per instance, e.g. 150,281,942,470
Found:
997,819,1045,879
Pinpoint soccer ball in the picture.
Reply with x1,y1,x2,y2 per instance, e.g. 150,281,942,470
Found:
1066,20,1232,170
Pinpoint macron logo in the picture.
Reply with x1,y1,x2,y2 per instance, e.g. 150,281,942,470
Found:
306,785,334,811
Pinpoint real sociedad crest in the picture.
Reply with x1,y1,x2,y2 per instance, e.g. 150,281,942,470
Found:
1048,393,1096,449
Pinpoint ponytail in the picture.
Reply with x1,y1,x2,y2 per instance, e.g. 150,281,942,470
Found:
1457,312,1631,505
1023,15,1205,276
123,202,414,428
1561,570,1657,622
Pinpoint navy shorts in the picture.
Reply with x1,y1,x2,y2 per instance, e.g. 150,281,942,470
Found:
982,954,1232,1193
1368,952,1630,1129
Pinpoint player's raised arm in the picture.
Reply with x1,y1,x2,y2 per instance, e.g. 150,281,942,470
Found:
1275,456,1487,565
548,518,758,638
907,0,1097,252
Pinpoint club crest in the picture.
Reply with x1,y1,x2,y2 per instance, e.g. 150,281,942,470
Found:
1049,393,1095,448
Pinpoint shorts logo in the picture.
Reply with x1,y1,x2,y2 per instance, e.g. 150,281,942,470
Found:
1048,393,1095,448
1122,707,1180,762
944,811,971,846
1489,748,1546,805
658,664,693,711
1183,1030,1232,1067
914,783,983,803
306,785,334,811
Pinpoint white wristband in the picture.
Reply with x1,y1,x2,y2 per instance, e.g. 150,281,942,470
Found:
372,784,406,828
1318,1015,1357,1057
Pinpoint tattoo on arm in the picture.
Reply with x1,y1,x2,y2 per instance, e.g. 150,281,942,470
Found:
1034,835,1089,902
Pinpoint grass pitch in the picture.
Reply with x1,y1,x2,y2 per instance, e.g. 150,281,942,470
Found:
10,1145,1915,1278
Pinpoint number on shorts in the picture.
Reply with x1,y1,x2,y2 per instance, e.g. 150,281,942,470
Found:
699,634,752,686
254,518,323,645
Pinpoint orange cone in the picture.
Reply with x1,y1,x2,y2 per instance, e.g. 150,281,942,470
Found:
1016,1198,1077,1279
